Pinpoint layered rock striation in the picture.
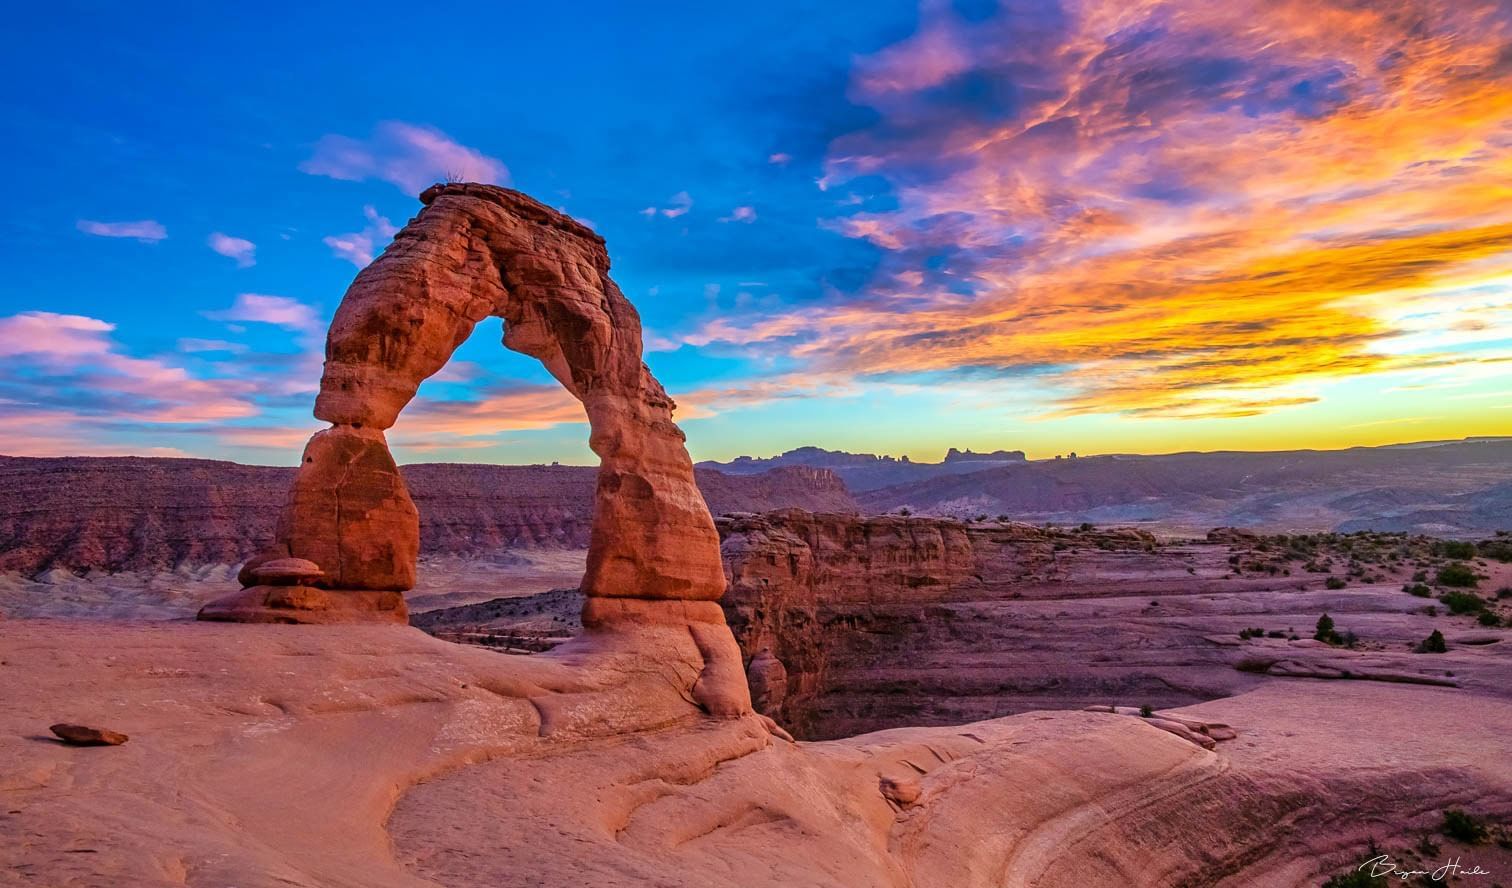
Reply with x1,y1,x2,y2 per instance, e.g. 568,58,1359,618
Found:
0,457,851,575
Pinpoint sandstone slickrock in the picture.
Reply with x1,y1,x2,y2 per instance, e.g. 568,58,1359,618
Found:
8,620,1512,887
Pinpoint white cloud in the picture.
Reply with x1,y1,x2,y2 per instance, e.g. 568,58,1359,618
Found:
208,232,256,267
642,191,693,219
77,219,167,242
204,294,322,335
322,205,399,267
300,121,508,195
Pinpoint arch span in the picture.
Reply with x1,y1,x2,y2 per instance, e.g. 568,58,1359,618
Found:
200,183,726,626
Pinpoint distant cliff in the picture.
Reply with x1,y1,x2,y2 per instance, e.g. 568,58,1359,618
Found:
0,456,856,574
698,445,1026,491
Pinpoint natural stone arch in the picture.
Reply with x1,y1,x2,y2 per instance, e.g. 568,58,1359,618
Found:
199,183,726,628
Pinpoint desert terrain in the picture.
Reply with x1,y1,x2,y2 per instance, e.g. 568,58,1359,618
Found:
4,183,1510,888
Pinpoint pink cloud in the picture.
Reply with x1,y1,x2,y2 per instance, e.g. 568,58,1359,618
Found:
0,310,262,457
300,121,509,195
76,219,166,242
719,205,757,223
394,383,587,440
0,312,115,359
208,232,256,267
768,152,792,165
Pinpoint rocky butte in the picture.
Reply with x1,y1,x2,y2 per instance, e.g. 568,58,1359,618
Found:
5,184,1512,887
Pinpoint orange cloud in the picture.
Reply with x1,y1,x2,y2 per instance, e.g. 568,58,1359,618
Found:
688,0,1512,421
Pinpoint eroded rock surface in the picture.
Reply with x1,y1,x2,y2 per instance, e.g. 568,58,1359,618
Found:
5,618,1512,888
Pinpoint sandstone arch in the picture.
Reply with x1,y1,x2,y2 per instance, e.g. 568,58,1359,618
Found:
199,183,726,629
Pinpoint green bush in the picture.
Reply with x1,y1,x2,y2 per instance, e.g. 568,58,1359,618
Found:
1324,576,1347,590
1416,629,1447,653
1437,562,1479,588
1440,590,1487,615
1478,611,1501,627
1442,809,1488,844
1139,704,1153,717
1478,538,1512,562
1314,613,1341,644
1412,570,1429,582
1441,540,1478,559
1403,583,1432,597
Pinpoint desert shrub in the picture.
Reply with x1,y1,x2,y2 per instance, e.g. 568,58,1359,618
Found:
1416,630,1447,653
1442,809,1488,844
1417,834,1440,856
1439,590,1487,615
1079,522,1094,532
1412,570,1428,582
1403,583,1432,597
1478,611,1501,627
896,507,911,517
1314,613,1341,644
1139,704,1153,717
1440,540,1477,559
1437,562,1479,588
1325,576,1347,590
1499,587,1512,599
1478,538,1512,562
1267,629,1286,638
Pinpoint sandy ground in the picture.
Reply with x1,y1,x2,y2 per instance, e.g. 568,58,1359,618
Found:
3,618,1511,887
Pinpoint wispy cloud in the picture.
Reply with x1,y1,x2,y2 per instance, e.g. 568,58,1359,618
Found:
300,121,508,195
0,310,260,457
76,219,166,242
719,205,757,223
322,205,398,267
641,191,694,219
177,337,249,354
203,293,322,336
207,232,256,267
392,382,587,445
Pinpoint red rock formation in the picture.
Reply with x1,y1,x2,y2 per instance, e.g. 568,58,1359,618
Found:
202,184,730,626
197,183,755,716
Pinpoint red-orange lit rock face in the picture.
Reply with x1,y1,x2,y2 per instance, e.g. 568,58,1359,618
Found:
201,183,726,624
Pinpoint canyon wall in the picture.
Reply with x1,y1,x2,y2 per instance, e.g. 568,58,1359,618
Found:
0,456,854,574
719,510,1238,739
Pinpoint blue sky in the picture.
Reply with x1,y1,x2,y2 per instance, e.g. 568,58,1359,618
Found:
2,1,1509,465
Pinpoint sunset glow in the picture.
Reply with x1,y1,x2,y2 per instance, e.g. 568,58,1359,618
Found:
1,1,1508,463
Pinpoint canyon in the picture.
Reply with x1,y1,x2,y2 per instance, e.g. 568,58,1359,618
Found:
0,456,853,574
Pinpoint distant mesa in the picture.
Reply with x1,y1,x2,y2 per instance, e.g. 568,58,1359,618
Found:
699,445,1026,492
